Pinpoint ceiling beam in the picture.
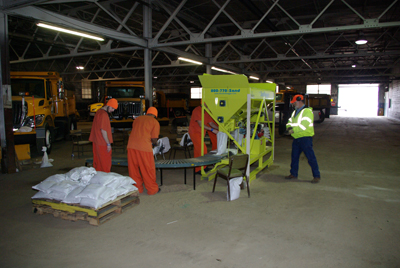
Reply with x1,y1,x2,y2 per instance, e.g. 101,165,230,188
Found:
5,6,148,47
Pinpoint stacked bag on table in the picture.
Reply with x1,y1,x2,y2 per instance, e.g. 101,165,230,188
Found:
32,167,138,209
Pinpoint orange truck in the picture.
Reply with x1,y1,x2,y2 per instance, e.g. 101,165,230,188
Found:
11,72,78,155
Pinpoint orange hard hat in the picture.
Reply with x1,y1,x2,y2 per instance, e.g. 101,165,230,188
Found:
290,94,304,103
147,107,158,118
106,98,118,109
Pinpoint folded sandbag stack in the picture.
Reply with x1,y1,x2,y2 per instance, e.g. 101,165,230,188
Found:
32,167,137,209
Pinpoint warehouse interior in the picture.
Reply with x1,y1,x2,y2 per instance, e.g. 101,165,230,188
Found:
0,1,400,267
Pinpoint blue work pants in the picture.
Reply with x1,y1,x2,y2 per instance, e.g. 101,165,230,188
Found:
290,137,320,178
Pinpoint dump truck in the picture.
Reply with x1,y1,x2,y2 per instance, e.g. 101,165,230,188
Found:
154,91,188,117
11,71,78,155
104,81,146,128
153,91,189,126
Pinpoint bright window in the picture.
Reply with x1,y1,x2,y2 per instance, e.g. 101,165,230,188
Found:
307,84,331,95
191,87,202,99
81,79,92,99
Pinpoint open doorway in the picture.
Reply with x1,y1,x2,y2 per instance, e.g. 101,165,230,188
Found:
338,84,379,117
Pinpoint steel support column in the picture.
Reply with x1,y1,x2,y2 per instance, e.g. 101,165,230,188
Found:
144,0,153,106
0,13,16,173
205,42,212,74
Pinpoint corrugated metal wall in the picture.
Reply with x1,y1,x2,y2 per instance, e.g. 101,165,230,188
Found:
388,80,400,120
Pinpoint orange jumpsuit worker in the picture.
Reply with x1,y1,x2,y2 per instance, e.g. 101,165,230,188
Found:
188,103,219,174
127,107,160,195
89,98,118,173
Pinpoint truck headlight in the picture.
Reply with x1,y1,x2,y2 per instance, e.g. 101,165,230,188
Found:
23,114,45,127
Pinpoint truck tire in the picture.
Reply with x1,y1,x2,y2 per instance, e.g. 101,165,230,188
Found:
70,119,77,131
315,110,325,123
174,109,183,117
65,117,77,140
36,126,53,156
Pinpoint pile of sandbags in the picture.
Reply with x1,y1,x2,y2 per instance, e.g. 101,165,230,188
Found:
32,167,137,209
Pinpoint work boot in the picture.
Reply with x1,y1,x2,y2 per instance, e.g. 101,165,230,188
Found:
311,177,321,184
285,174,297,180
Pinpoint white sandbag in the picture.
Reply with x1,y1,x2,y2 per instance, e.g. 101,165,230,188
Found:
32,180,57,193
89,171,120,186
227,176,243,201
31,191,52,199
116,184,138,196
216,132,228,155
49,180,80,194
66,166,96,181
79,197,108,209
44,174,66,183
106,179,122,190
119,176,136,187
81,174,94,185
48,190,67,201
40,146,53,168
100,187,118,201
76,184,108,199
62,186,84,204
115,186,129,196
123,184,138,193
179,133,193,146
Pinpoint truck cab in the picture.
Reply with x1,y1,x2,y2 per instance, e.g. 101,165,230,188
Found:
105,81,145,128
11,72,77,155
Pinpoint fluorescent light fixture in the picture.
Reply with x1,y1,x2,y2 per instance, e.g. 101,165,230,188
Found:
355,32,368,45
211,66,237,74
355,39,367,45
76,66,84,70
153,76,158,79
190,81,194,83
286,86,291,89
249,76,259,80
352,64,356,68
266,80,273,83
37,23,104,41
178,57,203,65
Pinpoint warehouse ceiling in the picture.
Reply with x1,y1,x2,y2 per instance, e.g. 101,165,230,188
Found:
2,0,400,89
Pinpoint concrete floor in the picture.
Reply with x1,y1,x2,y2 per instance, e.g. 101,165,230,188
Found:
0,116,399,268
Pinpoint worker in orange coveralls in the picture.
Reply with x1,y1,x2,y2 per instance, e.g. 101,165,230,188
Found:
89,98,118,173
127,107,161,195
189,102,219,175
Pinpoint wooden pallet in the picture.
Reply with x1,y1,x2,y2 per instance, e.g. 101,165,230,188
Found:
32,191,140,226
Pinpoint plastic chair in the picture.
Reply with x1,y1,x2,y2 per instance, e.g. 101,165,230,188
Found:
212,154,250,201
71,130,92,158
169,133,193,159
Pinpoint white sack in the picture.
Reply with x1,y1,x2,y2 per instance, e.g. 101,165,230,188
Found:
62,186,84,204
106,179,122,190
216,132,228,155
179,133,193,146
100,187,118,201
159,137,171,153
31,191,52,199
48,190,67,201
49,180,80,194
119,176,136,187
116,184,138,196
44,174,66,183
76,184,108,199
123,184,138,192
40,147,53,168
66,167,96,181
32,180,57,193
227,176,243,201
89,171,121,186
80,197,108,209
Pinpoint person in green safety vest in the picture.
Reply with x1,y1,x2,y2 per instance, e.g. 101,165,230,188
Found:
285,94,321,183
